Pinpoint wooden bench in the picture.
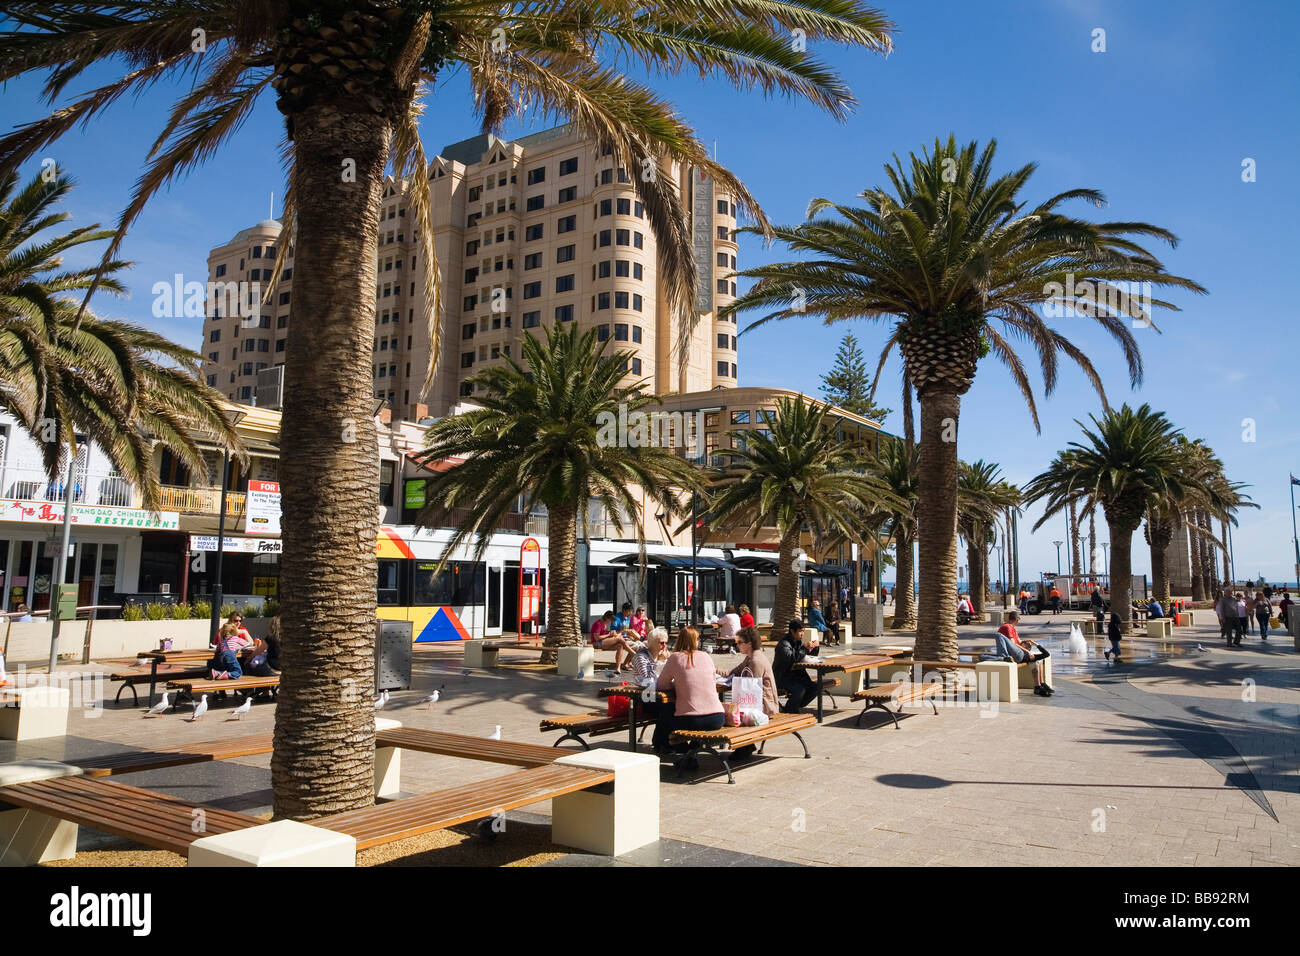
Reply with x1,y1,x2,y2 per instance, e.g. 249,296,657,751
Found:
168,674,280,708
110,666,209,705
538,711,653,749
314,762,616,850
0,775,262,857
374,726,580,768
669,712,816,784
66,733,274,777
851,682,940,729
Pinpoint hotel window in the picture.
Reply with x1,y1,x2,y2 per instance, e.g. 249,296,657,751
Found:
731,410,750,424
731,336,737,350
598,230,611,247
730,203,737,217
243,339,256,353
617,168,631,183
208,351,218,362
717,279,728,293
718,333,730,348
632,294,643,311
525,224,543,241
717,252,728,267
632,357,642,375
257,339,269,352
632,326,642,343
599,199,612,216
614,323,629,341
527,167,545,185
524,282,541,299
558,185,577,203
598,260,611,278
633,232,644,249
466,239,479,255
251,247,262,258
597,325,610,342
614,291,629,309
555,274,574,293
615,260,629,277
275,339,286,352
206,374,217,386
634,201,643,218
478,346,487,361
524,252,541,270
210,329,221,342
469,185,481,201
597,292,610,310
215,264,226,277
730,255,736,269
555,304,574,322
556,244,575,263
633,263,643,280
731,282,737,296
239,386,251,400
491,344,500,359
718,361,729,377
526,195,544,211
600,168,613,185
462,323,476,340
557,215,576,233
616,229,630,246
279,292,291,305
464,267,479,283
717,226,729,240
242,362,254,375
560,157,579,175
463,295,477,310
617,198,630,215
523,311,540,328
717,199,729,215
460,382,474,396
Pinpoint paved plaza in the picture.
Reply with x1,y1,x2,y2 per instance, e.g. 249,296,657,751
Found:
3,611,1296,867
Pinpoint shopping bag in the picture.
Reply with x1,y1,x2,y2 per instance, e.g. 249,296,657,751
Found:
723,701,743,726
1067,623,1087,656
740,708,769,727
732,667,765,713
607,683,631,718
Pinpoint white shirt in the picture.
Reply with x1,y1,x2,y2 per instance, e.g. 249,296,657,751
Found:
716,613,741,640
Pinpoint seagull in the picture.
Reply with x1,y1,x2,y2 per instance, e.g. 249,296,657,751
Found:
373,689,389,711
419,689,441,709
576,668,585,679
603,669,617,680
461,668,471,677
1197,644,1206,652
144,692,170,718
487,725,502,740
188,694,208,722
228,694,253,720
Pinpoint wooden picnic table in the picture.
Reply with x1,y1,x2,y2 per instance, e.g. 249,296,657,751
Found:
599,679,729,753
136,648,213,707
795,652,895,722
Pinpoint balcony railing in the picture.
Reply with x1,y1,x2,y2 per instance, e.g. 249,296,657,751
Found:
158,484,246,518
0,465,136,508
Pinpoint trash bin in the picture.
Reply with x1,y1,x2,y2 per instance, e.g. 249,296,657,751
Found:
853,599,884,638
375,619,412,693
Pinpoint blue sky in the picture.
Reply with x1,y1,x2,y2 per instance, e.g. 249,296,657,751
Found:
3,0,1298,585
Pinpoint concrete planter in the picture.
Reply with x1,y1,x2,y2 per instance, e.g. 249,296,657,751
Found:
2,619,212,665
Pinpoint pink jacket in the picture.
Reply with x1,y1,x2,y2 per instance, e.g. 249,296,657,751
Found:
656,651,724,717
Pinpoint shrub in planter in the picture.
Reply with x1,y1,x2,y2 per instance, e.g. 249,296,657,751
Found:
242,602,260,618
220,604,235,618
122,603,145,622
262,599,280,618
170,603,192,620
144,603,168,621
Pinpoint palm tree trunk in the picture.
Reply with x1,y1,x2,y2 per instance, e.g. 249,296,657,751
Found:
1088,510,1096,578
891,523,915,629
1198,509,1216,596
776,518,803,628
1108,519,1138,634
1188,511,1205,602
967,530,985,618
272,106,392,820
1069,499,1082,586
540,501,581,665
1149,516,1173,605
902,379,915,455
1221,519,1231,586
915,389,960,662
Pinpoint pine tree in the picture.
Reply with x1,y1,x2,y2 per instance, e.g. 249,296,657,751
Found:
820,333,891,421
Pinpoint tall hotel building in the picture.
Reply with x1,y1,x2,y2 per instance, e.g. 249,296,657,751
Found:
201,124,741,417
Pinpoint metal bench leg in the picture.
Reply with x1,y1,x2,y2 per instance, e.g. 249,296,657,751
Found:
855,702,869,727
704,745,734,785
553,730,591,750
792,731,811,759
885,703,901,730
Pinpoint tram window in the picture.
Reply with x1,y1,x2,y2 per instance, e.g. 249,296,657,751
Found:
586,567,617,604
412,560,485,605
377,559,401,605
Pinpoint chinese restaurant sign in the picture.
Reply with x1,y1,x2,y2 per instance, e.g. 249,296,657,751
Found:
3,499,179,529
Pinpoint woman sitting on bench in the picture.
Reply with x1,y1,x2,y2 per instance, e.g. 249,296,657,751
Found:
590,610,639,671
651,626,725,757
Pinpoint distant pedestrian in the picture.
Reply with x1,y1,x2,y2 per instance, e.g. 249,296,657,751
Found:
1243,592,1255,634
1103,611,1123,664
1255,591,1272,641
1050,586,1062,615
1216,590,1241,646
1090,588,1105,627
839,586,850,617
1235,593,1249,637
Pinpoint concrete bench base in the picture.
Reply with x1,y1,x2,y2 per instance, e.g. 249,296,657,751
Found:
463,640,500,669
0,686,71,741
1148,619,1173,639
374,717,402,799
0,759,83,866
189,820,356,867
551,750,658,856
975,660,1018,702
987,608,1009,627
557,646,595,678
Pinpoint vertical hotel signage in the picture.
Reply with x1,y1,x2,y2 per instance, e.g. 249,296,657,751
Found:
692,167,714,313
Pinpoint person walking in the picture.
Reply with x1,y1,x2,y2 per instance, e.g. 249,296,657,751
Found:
1216,589,1241,646
1050,585,1062,615
1103,611,1123,664
1243,592,1256,635
1254,591,1272,642
1235,593,1249,640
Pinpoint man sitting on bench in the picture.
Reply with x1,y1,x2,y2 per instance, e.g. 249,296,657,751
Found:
994,609,1053,697
773,619,820,713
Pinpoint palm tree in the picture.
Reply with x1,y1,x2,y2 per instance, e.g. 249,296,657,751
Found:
701,396,891,627
849,435,918,629
0,169,239,505
1024,404,1187,632
416,323,699,661
723,137,1204,661
957,460,1019,618
0,2,894,818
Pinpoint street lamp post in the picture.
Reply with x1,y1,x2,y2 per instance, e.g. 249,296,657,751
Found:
1290,474,1299,590
1052,540,1063,575
208,410,247,645
1101,542,1110,576
47,450,78,674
